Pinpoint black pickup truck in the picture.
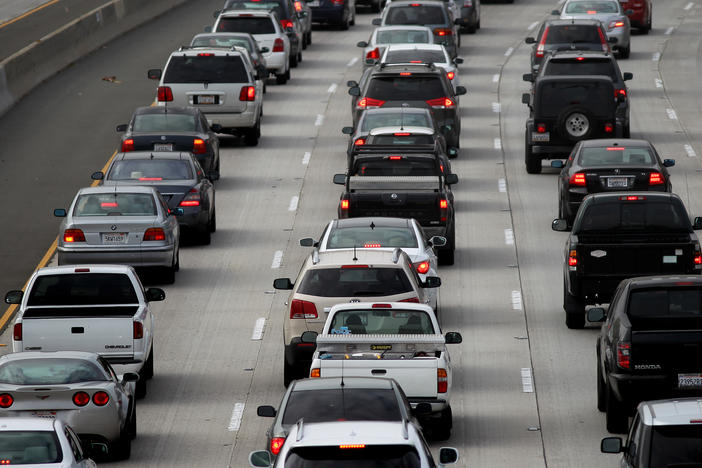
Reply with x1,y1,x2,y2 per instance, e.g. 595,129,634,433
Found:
553,192,702,329
589,276,702,433
333,153,458,264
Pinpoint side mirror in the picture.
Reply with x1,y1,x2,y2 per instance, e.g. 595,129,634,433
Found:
454,86,467,96
348,87,361,96
299,237,316,247
357,41,368,47
525,37,536,44
342,126,354,135
550,160,564,169
88,443,108,459
371,18,381,25
550,9,560,15
587,307,606,323
608,37,618,44
421,276,441,288
522,93,531,105
453,57,463,64
552,219,569,232
116,124,128,132
53,208,67,218
601,437,623,454
413,402,432,415
623,72,633,81
693,217,702,230
260,47,270,53
347,80,358,87
429,236,447,247
663,159,675,167
257,405,277,417
204,25,213,33
522,73,534,82
121,372,140,383
210,123,223,132
145,287,166,302
273,278,294,290
147,69,162,80
301,330,318,343
4,290,23,305
170,208,184,217
445,173,459,185
333,174,347,185
249,450,273,468
439,447,459,465
91,171,104,181
444,331,462,344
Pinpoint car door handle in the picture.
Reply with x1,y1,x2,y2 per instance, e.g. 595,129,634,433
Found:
371,369,387,375
71,327,84,334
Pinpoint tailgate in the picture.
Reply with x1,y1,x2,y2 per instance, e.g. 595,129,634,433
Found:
632,329,702,376
347,176,441,224
579,242,695,276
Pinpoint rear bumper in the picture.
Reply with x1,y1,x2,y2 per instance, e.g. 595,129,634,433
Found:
264,52,287,72
409,397,449,415
203,108,258,130
310,7,344,23
5,408,121,442
58,245,174,268
608,372,702,409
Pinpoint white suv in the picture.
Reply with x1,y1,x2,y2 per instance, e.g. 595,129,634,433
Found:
148,47,263,146
213,10,291,84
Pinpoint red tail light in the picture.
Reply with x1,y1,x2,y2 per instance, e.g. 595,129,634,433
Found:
13,323,21,341
439,199,448,209
536,26,549,58
446,71,455,80
415,261,430,274
400,297,420,303
617,342,631,369
536,123,547,133
179,188,201,207
439,198,448,222
143,228,166,241
121,138,134,152
273,38,285,53
341,199,350,210
433,28,453,36
294,1,303,11
372,303,392,308
290,299,318,319
356,97,386,110
92,391,110,406
615,89,627,99
197,53,215,57
695,254,702,265
568,249,578,267
649,172,664,185
609,20,625,28
133,321,144,339
271,437,285,455
426,97,455,109
354,138,365,146
569,173,586,187
389,155,402,160
0,394,13,409
193,138,207,154
437,368,448,393
281,19,294,29
366,48,380,60
73,392,90,407
64,229,86,243
157,86,173,102
239,86,256,102
604,123,614,133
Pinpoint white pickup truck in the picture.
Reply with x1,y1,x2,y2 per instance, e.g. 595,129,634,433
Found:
4,265,163,398
305,302,462,440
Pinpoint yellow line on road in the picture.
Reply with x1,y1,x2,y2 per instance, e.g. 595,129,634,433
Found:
0,0,60,30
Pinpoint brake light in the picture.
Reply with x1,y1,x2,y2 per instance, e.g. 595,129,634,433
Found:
133,321,144,339
434,28,452,36
92,391,110,406
143,228,166,241
193,138,207,154
617,342,631,369
695,255,702,265
609,20,625,28
536,27,549,58
310,368,321,378
437,368,448,393
354,138,365,146
649,172,664,185
604,123,614,133
121,138,134,152
294,0,302,11
179,188,201,207
340,198,350,210
400,72,412,76
157,86,173,102
607,147,625,151
389,155,402,160
426,97,455,109
439,198,448,222
0,394,13,409
568,249,578,267
620,195,645,201
290,299,318,319
439,199,448,209
372,303,392,308
400,297,420,303
587,10,597,14
415,261,430,274
356,97,386,109
569,172,586,187
13,323,21,341
64,229,86,243
332,0,344,5
364,242,381,248
366,48,380,60
446,71,455,80
139,177,162,181
394,133,410,136
409,60,422,63
273,38,285,53
340,444,366,449
615,89,627,99
576,56,585,61
341,265,369,269
410,3,421,5
271,437,285,455
281,19,293,29
73,392,90,407
239,86,256,102
536,123,547,133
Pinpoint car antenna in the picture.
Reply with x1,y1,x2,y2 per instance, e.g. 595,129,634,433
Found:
150,153,154,160
353,244,358,261
369,221,375,230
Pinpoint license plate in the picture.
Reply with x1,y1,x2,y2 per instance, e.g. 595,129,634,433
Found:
102,233,127,244
197,95,216,104
371,344,392,351
607,177,628,188
663,255,677,264
154,143,173,151
679,374,702,388
532,132,549,142
308,1,320,6
31,411,56,419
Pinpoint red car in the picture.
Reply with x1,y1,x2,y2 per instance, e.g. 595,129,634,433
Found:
619,0,652,33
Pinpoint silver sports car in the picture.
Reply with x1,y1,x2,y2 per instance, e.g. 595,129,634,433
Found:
0,351,138,461
54,185,180,284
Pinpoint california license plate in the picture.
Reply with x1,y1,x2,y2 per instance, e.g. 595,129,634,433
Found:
678,373,702,388
532,132,549,142
607,177,628,188
31,411,56,419
197,95,216,104
153,143,173,151
102,233,127,244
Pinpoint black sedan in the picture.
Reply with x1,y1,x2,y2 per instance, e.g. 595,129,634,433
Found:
116,106,221,180
553,139,675,224
93,151,216,245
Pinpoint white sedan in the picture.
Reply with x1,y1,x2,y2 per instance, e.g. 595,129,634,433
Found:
379,43,462,90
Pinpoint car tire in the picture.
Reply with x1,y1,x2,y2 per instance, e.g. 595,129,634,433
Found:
144,346,154,380
290,51,299,68
466,13,477,34
302,33,308,49
161,258,176,285
606,385,629,434
297,51,303,63
276,69,288,85
619,43,630,59
244,119,261,146
127,400,137,440
111,429,132,461
431,406,452,441
135,373,147,399
477,17,480,29
525,133,541,174
596,352,606,412
438,223,455,266
307,31,312,45
349,9,355,25
564,289,585,329
209,207,217,233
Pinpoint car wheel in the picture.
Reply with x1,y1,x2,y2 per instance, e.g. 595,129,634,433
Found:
477,17,480,29
144,346,154,380
619,43,630,59
466,13,477,34
438,223,455,266
161,263,176,285
306,31,312,45
244,119,261,147
290,51,299,68
525,132,542,174
623,124,631,139
111,428,132,461
606,384,629,433
209,207,217,233
430,406,452,441
564,288,585,329
302,33,308,49
127,400,137,440
596,352,606,412
297,51,302,63
276,68,288,84
349,9,355,25
559,107,593,141
135,373,147,399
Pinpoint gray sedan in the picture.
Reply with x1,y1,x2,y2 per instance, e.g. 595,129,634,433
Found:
356,25,434,67
0,351,138,461
557,0,631,58
54,186,180,284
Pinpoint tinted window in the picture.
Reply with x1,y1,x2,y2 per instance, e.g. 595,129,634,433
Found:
385,50,446,64
544,25,601,44
191,36,253,53
297,267,414,297
28,273,138,306
578,147,654,166
386,5,446,25
371,135,434,145
0,431,62,465
354,159,437,176
544,59,617,80
578,200,690,232
215,17,276,34
367,76,445,100
224,0,288,17
108,160,193,181
132,114,196,132
282,388,402,424
565,1,619,14
537,81,611,116
326,226,418,249
629,288,702,319
361,112,430,131
650,425,702,466
73,193,157,216
376,30,430,44
164,55,248,83
328,309,434,334
0,359,106,385
286,446,420,467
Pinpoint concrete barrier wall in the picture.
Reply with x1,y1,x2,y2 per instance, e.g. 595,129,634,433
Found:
0,0,190,117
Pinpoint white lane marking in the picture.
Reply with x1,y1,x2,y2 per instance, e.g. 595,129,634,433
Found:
327,83,338,94
527,21,539,31
347,57,359,67
655,78,663,88
227,403,245,431
271,250,283,269
494,138,502,150
302,151,311,165
685,144,697,158
498,178,507,193
684,2,694,10
511,290,522,310
315,114,324,126
288,196,299,211
652,52,661,62
504,228,514,245
521,368,534,393
492,74,500,83
504,47,514,57
665,26,675,35
251,318,266,340
492,102,501,113
667,108,678,120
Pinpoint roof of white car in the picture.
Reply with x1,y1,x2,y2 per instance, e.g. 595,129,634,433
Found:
640,398,702,426
76,185,158,195
291,376,397,391
0,418,58,432
328,302,433,314
384,43,445,53
369,126,434,136
284,420,420,447
0,351,101,363
35,264,136,276
374,25,434,32
219,9,277,17
309,249,410,267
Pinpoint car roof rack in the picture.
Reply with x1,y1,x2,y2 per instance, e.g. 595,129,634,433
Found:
379,62,436,70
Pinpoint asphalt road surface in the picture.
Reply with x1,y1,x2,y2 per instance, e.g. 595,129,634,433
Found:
0,0,701,466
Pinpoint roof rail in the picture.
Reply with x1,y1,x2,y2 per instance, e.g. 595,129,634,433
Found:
312,248,320,265
392,248,402,264
379,62,435,70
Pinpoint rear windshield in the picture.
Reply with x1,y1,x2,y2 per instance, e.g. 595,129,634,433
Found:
326,226,418,249
133,114,197,132
108,160,193,181
565,1,619,14
650,425,702,467
354,159,437,176
191,36,253,53
164,55,248,83
215,17,276,34
73,193,157,217
385,50,446,64
282,388,402,424
385,5,446,25
0,359,106,385
577,200,690,233
28,273,138,306
544,59,617,80
0,431,62,465
537,81,612,116
629,288,702,319
544,25,602,45
361,112,430,131
329,309,434,334
297,267,413,297
376,29,430,44
367,76,445,101
578,147,654,166
224,0,287,17
286,446,420,467
371,135,434,145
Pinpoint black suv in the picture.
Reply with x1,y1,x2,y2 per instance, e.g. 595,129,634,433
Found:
522,75,622,174
525,51,633,138
348,63,466,149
